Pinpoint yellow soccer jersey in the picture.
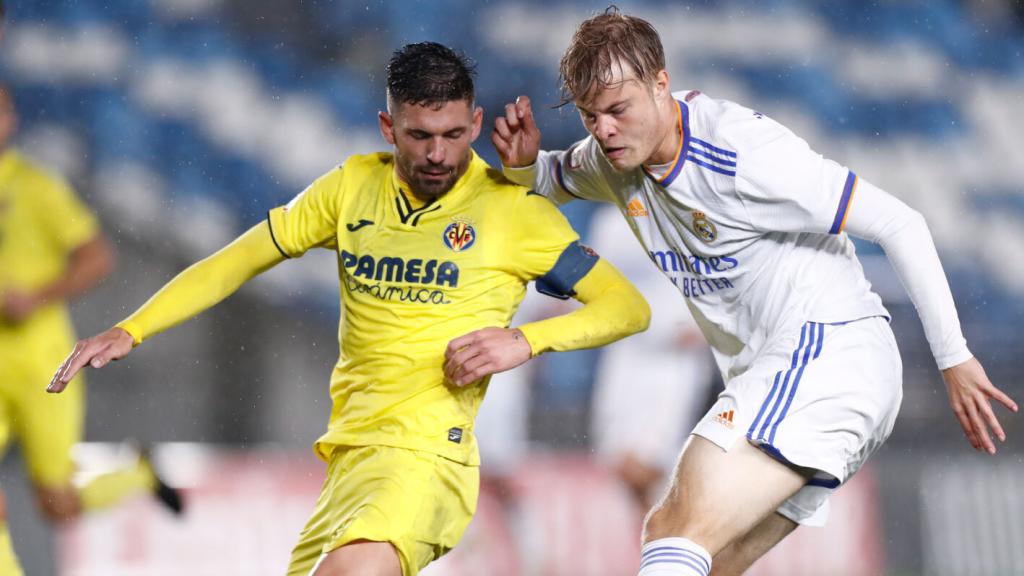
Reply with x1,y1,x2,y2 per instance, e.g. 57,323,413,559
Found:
0,148,98,344
268,151,594,465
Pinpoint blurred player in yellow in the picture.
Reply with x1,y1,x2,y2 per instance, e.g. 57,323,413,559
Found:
0,81,182,573
0,2,21,570
49,42,650,576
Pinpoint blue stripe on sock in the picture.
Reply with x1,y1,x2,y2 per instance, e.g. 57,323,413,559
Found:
640,556,707,575
640,547,710,574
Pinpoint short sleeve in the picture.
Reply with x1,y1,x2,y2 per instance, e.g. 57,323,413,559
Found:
267,166,345,258
36,176,99,251
728,112,855,235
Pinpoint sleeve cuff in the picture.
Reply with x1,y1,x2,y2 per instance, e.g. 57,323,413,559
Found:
516,322,545,357
936,348,973,371
502,163,539,187
115,320,144,347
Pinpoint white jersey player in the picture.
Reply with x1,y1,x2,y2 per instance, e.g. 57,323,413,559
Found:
492,8,1016,576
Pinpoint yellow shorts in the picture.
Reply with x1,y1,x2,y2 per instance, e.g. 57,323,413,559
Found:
287,444,479,576
0,323,83,487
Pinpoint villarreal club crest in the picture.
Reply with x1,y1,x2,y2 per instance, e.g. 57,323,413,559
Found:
444,219,476,252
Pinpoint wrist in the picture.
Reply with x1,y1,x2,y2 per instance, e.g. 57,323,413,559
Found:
114,322,143,347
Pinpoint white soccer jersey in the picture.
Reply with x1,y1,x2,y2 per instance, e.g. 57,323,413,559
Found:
508,90,920,381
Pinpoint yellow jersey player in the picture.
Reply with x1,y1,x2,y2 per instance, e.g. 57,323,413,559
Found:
0,85,182,575
49,42,650,576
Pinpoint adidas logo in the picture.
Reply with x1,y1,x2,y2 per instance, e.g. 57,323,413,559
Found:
713,409,735,429
627,198,649,217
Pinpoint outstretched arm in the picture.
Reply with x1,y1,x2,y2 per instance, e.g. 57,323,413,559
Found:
843,179,1017,454
443,258,650,387
48,222,285,392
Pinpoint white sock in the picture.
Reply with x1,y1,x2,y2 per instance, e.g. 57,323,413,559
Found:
637,537,712,576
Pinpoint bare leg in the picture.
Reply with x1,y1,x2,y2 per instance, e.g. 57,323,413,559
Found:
643,435,811,556
313,540,403,576
711,512,798,576
34,485,82,523
615,453,666,510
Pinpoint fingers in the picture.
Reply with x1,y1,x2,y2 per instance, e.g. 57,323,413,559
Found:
451,355,493,387
977,397,1006,444
444,331,479,383
445,331,479,362
515,95,537,134
965,399,995,454
504,103,522,131
444,328,506,387
444,346,483,387
48,342,89,393
48,335,120,393
951,402,978,451
492,118,512,162
986,383,1019,413
494,117,513,141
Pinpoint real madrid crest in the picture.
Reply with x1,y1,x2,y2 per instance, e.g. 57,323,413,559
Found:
692,211,717,243
443,218,476,252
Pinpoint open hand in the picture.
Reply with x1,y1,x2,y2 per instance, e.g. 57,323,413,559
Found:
943,356,1017,454
48,327,135,393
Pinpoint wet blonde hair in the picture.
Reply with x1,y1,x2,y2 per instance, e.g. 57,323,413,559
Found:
558,6,665,105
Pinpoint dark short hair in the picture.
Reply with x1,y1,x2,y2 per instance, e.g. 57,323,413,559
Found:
386,42,476,108
559,6,666,105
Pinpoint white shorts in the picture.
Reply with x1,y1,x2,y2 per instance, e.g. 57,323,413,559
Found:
692,316,902,526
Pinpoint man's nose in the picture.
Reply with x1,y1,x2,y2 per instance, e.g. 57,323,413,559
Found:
594,115,616,141
427,138,446,164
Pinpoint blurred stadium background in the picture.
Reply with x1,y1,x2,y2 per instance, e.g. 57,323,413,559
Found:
2,0,1024,574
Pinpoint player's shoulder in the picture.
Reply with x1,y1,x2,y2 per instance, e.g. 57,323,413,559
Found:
469,152,533,199
6,150,63,184
340,151,393,175
472,157,564,222
5,150,75,203
682,90,790,153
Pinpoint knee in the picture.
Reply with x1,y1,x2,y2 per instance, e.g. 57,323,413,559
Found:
643,500,684,541
34,486,81,523
642,495,715,545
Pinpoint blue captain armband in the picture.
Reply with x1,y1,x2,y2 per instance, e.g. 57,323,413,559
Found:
535,241,600,300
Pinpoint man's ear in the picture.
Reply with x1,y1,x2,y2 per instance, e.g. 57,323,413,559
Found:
379,110,395,145
653,69,670,99
470,106,483,142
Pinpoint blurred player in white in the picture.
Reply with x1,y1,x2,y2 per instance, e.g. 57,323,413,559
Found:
587,204,712,510
494,7,1017,576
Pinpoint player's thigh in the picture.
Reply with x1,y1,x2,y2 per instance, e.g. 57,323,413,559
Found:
312,540,401,576
16,365,84,488
645,435,810,554
711,512,798,576
288,445,478,576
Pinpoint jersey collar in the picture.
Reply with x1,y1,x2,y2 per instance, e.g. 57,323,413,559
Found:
389,150,484,226
642,99,690,188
